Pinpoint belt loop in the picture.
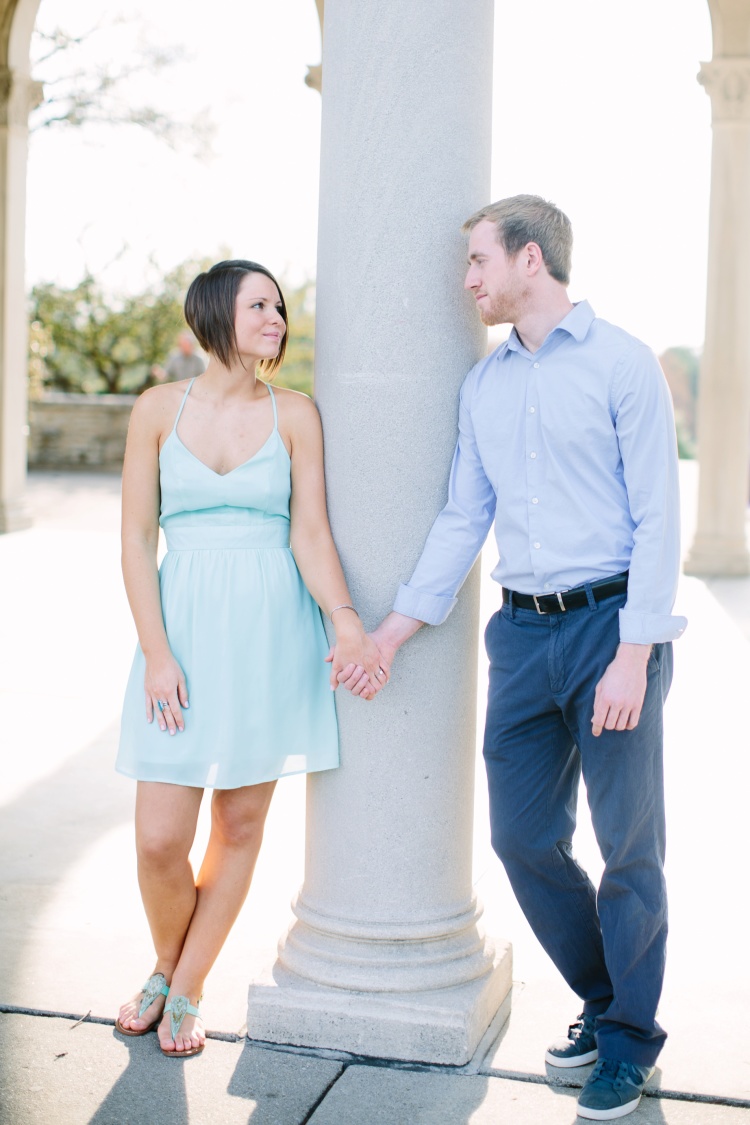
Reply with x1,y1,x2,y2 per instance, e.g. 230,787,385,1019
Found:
584,582,596,611
509,590,516,618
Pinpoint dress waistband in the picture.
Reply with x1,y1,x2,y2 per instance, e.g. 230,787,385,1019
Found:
164,523,290,552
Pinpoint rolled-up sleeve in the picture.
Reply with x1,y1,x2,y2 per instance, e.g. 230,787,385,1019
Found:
613,344,688,644
393,372,497,625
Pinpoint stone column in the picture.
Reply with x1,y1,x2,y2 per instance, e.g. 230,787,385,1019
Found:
685,56,750,575
0,61,41,533
247,0,512,1065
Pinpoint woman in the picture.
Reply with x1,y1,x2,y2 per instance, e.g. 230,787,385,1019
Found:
114,259,384,1057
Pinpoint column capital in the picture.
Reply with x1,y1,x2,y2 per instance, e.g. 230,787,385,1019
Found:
305,0,324,93
304,63,322,93
0,65,44,128
699,57,750,122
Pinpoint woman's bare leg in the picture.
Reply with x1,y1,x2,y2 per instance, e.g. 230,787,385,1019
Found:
117,781,203,1032
158,780,276,1053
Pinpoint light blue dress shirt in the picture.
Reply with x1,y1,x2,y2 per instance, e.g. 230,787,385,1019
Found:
394,301,687,645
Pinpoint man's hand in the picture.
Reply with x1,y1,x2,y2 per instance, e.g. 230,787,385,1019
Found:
331,632,388,699
591,642,651,737
333,611,425,699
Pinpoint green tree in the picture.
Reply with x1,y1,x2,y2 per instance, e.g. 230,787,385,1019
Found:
658,346,699,460
30,264,316,398
275,280,315,397
29,260,206,395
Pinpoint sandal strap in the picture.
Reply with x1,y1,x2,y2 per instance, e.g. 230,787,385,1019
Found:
165,995,201,1040
137,972,169,1019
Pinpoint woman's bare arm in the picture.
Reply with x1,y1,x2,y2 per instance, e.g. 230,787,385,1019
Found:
121,387,188,732
283,391,385,699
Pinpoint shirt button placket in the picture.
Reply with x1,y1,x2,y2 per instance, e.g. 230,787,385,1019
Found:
527,360,541,574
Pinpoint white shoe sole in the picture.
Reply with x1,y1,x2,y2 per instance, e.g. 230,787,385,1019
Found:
544,1046,599,1068
576,1068,655,1120
576,1092,642,1120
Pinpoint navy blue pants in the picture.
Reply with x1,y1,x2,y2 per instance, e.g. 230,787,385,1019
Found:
483,589,672,1066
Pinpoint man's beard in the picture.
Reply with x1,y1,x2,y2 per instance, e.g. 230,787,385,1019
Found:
478,283,526,327
479,297,513,327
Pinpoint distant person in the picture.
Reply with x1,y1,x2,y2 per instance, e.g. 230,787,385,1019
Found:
114,260,384,1057
152,331,206,383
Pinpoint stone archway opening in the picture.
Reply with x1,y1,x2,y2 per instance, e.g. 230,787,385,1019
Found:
0,0,42,531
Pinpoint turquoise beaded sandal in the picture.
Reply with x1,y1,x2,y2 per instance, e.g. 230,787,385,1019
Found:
115,972,169,1036
161,995,205,1058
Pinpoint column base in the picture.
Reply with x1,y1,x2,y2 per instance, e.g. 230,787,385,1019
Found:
0,496,32,534
247,939,512,1065
684,534,750,576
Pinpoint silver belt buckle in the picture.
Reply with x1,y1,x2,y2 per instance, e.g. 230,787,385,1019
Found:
533,591,567,614
532,594,548,614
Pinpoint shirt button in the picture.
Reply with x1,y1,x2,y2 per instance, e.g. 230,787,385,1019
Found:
530,451,537,459
534,542,541,549
533,362,540,369
544,582,551,589
531,497,539,504
529,406,536,413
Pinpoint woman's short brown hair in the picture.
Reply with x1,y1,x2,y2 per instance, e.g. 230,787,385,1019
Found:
184,259,288,379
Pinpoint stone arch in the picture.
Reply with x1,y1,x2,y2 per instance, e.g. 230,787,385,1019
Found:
0,0,42,531
686,0,750,574
707,0,750,54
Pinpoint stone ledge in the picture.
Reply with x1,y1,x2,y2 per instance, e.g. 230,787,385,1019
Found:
28,394,136,471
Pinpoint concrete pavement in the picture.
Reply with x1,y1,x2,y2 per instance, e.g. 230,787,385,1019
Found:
1,465,749,1124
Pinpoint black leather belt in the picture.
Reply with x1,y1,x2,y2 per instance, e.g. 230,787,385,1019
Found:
502,571,629,615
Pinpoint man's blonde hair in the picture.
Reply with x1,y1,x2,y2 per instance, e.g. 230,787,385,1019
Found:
462,195,572,285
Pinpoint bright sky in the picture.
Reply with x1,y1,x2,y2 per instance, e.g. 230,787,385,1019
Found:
27,0,713,353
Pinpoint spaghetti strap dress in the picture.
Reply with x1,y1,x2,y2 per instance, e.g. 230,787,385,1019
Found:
116,379,339,789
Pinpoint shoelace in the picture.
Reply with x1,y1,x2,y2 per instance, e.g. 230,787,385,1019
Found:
568,1015,595,1041
589,1059,632,1089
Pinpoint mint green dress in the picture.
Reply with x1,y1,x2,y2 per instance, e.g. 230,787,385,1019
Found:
116,379,339,789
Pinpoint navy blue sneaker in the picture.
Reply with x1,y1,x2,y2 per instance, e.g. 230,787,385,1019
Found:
577,1058,655,1120
545,1013,598,1068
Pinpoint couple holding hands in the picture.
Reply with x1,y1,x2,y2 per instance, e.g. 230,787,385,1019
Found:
114,194,684,1122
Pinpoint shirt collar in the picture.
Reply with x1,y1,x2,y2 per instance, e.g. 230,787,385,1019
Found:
502,300,595,357
557,299,595,341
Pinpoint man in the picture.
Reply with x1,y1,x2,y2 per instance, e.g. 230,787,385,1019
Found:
152,331,206,383
350,195,686,1120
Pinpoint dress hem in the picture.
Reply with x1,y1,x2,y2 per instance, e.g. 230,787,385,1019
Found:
114,758,340,790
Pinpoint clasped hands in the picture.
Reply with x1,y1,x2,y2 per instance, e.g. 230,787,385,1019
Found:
326,620,399,701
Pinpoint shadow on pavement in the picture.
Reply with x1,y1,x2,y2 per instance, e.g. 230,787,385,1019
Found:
87,1032,190,1125
0,721,133,1018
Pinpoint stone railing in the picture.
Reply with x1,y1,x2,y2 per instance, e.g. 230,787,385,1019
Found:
28,393,136,472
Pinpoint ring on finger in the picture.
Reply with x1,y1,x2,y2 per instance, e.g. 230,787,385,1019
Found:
157,699,170,712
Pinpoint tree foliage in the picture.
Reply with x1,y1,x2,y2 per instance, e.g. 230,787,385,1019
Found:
658,346,699,460
29,262,315,398
276,282,315,396
30,262,198,395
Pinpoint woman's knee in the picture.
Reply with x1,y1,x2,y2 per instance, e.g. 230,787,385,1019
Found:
211,784,274,848
136,825,192,870
135,783,200,869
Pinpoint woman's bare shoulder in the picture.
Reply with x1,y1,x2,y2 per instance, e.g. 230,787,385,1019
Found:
270,384,319,420
130,381,189,432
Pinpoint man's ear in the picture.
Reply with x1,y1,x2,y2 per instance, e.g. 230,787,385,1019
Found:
524,241,544,277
